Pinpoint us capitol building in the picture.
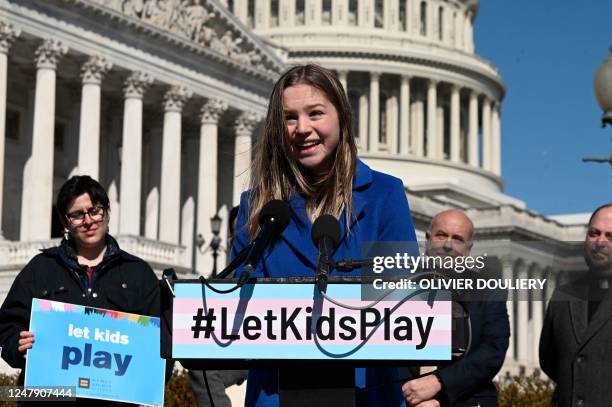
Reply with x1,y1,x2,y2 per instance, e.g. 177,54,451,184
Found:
0,0,591,381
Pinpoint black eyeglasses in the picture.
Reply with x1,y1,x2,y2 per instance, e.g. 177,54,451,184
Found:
65,206,106,226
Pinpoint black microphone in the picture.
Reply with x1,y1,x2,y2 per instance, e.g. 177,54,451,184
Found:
335,258,374,271
216,243,253,279
311,215,341,293
238,200,291,285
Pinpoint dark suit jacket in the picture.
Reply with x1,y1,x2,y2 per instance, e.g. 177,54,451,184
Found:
540,276,612,407
436,299,510,406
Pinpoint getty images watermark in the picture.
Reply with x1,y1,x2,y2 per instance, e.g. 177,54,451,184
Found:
359,241,559,302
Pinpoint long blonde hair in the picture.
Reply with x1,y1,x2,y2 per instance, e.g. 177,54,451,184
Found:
247,65,358,238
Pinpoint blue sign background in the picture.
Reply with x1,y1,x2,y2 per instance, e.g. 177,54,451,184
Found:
25,299,165,406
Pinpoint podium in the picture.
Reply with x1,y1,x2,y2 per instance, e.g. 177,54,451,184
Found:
160,276,468,406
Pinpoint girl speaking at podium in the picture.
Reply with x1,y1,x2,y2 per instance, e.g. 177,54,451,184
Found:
232,65,418,406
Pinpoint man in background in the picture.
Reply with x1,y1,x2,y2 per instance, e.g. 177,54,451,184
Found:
540,203,612,407
402,209,510,407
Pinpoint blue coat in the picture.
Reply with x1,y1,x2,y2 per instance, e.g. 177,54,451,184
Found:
232,160,417,407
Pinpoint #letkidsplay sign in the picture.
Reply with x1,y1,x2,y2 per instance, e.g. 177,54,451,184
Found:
25,299,165,406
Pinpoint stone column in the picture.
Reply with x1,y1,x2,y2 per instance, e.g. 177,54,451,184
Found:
255,0,270,29
289,0,298,26
455,9,464,49
531,267,544,367
22,40,67,240
235,0,249,24
386,95,398,153
159,85,192,244
481,97,492,171
119,71,152,236
465,13,473,52
368,72,380,152
358,93,368,150
196,98,227,275
306,0,322,25
411,0,420,35
426,0,435,39
436,104,444,159
502,258,515,363
0,23,19,239
333,0,348,25
278,0,294,27
359,0,374,28
399,75,410,155
77,55,112,180
444,4,453,45
387,0,399,30
492,103,501,175
517,263,530,365
233,111,261,206
338,70,348,94
413,97,423,155
450,84,461,162
468,90,478,166
426,79,437,158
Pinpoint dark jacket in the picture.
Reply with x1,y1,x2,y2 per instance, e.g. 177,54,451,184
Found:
540,276,612,407
402,268,509,407
436,300,509,406
0,235,160,406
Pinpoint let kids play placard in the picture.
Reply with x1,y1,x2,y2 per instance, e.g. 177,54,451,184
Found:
25,299,165,406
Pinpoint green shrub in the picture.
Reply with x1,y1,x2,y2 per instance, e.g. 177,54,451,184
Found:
0,370,196,407
0,373,18,407
496,371,554,407
164,368,197,407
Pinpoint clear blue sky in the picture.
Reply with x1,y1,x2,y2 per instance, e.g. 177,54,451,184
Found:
474,1,612,216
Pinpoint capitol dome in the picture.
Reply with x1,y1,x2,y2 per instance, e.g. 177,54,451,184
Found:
227,0,511,208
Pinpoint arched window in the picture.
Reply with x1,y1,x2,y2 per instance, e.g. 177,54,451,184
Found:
399,0,407,31
348,0,358,26
322,0,332,25
438,6,444,40
270,0,279,27
296,0,305,25
451,11,457,44
379,93,387,145
227,0,234,13
247,0,255,28
375,0,384,28
420,1,427,36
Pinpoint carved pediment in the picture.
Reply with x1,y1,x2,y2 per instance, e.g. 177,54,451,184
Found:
66,0,283,78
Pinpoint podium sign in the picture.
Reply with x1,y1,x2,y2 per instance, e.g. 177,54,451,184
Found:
171,281,452,362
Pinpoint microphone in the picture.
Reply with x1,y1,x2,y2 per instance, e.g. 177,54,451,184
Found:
335,258,373,271
216,243,253,279
311,215,341,293
238,200,291,285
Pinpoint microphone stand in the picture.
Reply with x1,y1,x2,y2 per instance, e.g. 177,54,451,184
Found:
215,243,253,279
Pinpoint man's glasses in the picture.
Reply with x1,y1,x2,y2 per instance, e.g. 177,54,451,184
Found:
66,206,106,226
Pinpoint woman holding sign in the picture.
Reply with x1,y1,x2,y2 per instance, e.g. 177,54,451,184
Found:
232,65,418,406
0,175,161,404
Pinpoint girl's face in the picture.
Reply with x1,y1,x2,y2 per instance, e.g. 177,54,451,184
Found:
282,83,341,175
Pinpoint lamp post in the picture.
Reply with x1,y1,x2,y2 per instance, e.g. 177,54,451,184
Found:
583,46,612,166
195,213,224,276
209,214,222,277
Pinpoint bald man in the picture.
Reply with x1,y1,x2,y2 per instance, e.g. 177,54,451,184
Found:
402,209,510,407
540,204,612,407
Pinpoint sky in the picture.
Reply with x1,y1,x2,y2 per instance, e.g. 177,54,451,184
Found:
473,1,612,216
